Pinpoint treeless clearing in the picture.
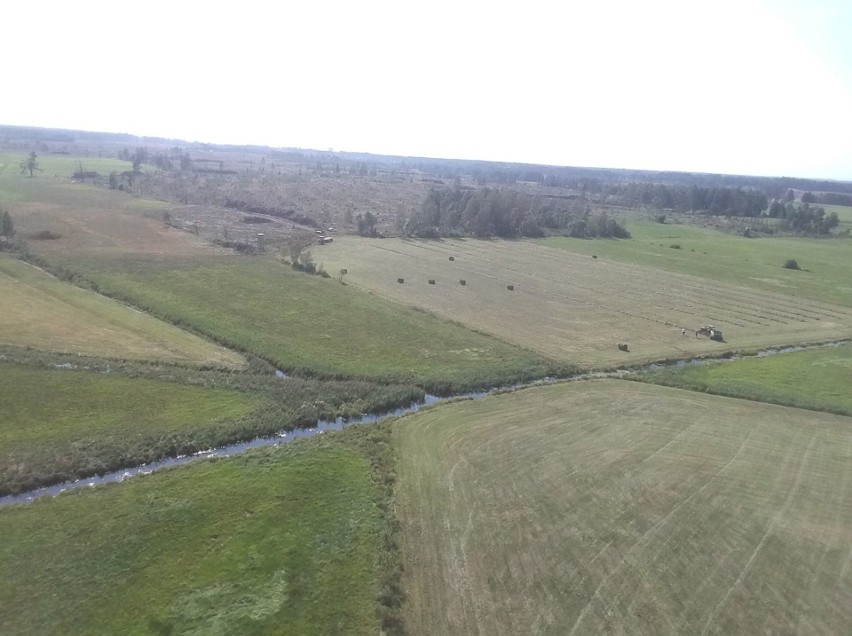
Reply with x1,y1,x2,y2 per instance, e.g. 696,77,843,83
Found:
395,380,852,635
319,238,852,367
0,254,245,367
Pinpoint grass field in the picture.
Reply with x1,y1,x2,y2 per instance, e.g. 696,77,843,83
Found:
0,361,262,494
0,253,245,366
637,342,852,415
319,237,852,367
0,426,391,635
395,380,852,635
541,216,852,308
51,255,562,390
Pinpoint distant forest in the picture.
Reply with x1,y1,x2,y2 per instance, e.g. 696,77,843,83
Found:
405,186,630,239
2,124,850,240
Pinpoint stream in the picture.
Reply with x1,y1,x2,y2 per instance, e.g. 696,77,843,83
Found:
2,339,848,506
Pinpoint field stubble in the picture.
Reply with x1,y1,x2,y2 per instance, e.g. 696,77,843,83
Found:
395,380,852,635
319,237,852,367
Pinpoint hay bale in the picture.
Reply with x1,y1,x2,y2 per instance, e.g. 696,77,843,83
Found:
617,343,629,352
340,268,348,275
449,256,455,261
459,279,466,286
428,279,436,285
592,255,598,259
397,278,405,284
507,285,514,291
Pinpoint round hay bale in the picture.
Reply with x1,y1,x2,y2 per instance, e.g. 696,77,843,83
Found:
397,277,405,284
507,285,514,291
449,256,455,261
428,279,436,285
459,279,466,286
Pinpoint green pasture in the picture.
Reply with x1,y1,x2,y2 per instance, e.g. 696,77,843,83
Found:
0,427,388,635
637,342,852,415
0,362,259,495
0,351,424,495
0,152,164,210
540,216,852,307
59,255,563,391
395,380,852,635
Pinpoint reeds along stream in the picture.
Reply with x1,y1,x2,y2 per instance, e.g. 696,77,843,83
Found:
2,339,847,506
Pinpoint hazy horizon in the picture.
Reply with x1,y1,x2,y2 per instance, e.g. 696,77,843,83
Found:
5,0,851,180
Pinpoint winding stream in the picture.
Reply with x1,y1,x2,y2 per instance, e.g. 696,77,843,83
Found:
2,339,848,506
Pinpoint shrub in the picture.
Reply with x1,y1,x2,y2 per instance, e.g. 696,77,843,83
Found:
669,243,681,249
783,259,800,270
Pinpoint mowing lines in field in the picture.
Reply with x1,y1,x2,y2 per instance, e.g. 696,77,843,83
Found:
395,381,852,635
322,238,852,366
0,255,245,366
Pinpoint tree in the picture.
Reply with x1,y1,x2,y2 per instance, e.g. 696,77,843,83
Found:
132,147,148,172
0,210,14,237
357,212,378,237
19,151,40,177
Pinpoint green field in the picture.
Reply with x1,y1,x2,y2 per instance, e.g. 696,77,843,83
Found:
637,342,852,415
0,426,391,635
0,254,245,366
540,216,852,308
395,381,852,635
56,255,561,390
0,362,261,494
319,237,852,367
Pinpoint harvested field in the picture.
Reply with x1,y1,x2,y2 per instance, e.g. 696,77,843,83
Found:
395,380,852,635
0,254,245,367
319,238,852,366
65,257,561,390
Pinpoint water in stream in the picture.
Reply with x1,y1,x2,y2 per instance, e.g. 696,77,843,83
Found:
2,339,847,506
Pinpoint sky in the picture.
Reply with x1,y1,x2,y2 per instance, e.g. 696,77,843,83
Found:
5,0,852,179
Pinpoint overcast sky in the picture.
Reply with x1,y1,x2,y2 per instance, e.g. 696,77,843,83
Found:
5,0,851,179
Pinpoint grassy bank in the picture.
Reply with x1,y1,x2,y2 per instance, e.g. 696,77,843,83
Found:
0,423,401,635
635,342,852,415
395,380,852,635
0,353,423,495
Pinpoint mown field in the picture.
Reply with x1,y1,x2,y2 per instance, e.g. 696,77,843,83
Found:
395,380,852,635
3,162,564,389
541,215,852,308
0,424,396,635
42,254,563,390
319,237,852,367
0,254,245,366
637,342,852,415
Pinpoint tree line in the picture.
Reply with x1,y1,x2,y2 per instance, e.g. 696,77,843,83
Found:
767,201,839,235
595,183,769,216
406,186,630,239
